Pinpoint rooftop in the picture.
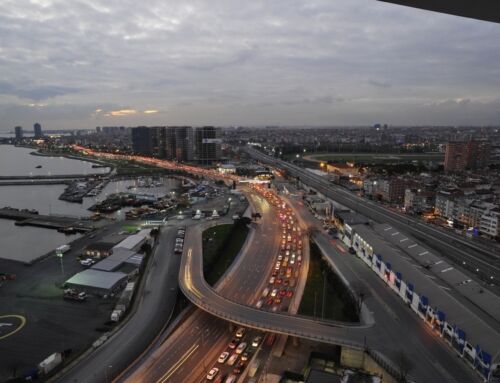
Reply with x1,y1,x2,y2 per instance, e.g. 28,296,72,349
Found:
65,269,127,290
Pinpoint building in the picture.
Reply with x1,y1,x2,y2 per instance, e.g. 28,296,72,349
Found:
404,188,435,214
444,140,491,172
217,164,236,174
479,209,500,238
34,123,43,139
113,229,151,252
194,126,222,163
83,242,115,259
131,126,154,155
14,126,23,140
64,269,127,296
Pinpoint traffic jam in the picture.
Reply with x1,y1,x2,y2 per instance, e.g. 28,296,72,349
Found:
252,184,303,314
203,185,305,383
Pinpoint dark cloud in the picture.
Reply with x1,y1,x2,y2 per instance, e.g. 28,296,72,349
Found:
0,0,499,129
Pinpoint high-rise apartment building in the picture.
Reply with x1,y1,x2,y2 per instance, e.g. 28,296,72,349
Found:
131,126,154,155
14,126,23,140
444,140,491,172
33,123,43,138
194,126,222,163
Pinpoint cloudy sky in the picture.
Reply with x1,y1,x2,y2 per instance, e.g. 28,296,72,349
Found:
1,0,500,130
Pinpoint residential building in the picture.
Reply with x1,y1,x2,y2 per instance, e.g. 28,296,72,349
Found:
131,126,155,156
34,122,43,139
404,188,435,214
479,209,500,238
194,126,222,163
444,140,491,172
14,126,23,140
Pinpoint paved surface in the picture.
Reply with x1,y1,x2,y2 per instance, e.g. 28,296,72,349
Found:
124,189,281,383
53,224,181,383
178,185,481,382
245,147,500,287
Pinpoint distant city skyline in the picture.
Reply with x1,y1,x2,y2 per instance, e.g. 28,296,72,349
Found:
1,0,500,130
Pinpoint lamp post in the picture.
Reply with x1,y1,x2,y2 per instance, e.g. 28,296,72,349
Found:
56,251,64,278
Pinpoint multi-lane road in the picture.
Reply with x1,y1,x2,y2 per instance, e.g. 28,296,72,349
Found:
124,190,283,382
245,147,500,286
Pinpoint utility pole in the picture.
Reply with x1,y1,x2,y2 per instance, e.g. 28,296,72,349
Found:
322,270,326,320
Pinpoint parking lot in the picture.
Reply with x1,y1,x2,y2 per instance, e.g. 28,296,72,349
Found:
0,224,127,381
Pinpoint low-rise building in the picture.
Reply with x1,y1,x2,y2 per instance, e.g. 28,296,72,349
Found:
83,242,115,259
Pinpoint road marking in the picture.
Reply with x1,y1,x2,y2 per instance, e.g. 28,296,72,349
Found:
400,238,408,242
157,343,199,383
418,251,429,256
391,231,399,236
441,267,454,273
408,244,417,249
0,315,26,340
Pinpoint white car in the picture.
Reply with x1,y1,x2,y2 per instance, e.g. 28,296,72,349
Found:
255,300,263,309
218,351,229,364
235,342,247,354
227,353,239,366
271,288,278,297
235,327,246,338
251,336,262,348
206,367,219,380
80,258,95,266
269,276,275,284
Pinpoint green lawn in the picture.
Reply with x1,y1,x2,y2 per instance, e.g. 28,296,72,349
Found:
202,223,249,286
299,243,358,322
306,152,443,163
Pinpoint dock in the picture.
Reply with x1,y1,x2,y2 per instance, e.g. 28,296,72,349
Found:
0,208,94,232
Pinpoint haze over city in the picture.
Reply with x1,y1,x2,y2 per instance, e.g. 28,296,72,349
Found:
1,0,500,130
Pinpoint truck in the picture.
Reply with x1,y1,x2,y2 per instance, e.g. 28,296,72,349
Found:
111,304,126,322
38,352,63,375
55,244,70,255
110,282,135,322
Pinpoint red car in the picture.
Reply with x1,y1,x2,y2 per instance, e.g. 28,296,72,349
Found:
287,290,294,298
266,297,274,306
276,278,282,285
279,289,286,297
272,270,278,277
228,338,240,349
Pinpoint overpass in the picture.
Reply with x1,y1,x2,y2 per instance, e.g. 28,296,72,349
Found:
244,146,500,285
178,224,408,379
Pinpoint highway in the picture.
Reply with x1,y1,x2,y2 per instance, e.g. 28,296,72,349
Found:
123,190,284,383
176,184,480,382
245,147,500,286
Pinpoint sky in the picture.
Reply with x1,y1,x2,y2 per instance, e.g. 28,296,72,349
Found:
1,0,500,130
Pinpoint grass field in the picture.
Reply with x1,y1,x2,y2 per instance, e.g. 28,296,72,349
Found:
298,243,358,322
202,223,249,286
305,152,443,163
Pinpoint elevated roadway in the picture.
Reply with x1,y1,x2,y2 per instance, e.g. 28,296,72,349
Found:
245,147,500,285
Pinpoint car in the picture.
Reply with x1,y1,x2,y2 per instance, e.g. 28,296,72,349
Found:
225,374,237,383
235,342,247,354
270,288,278,297
251,336,262,347
283,279,289,286
80,258,95,266
287,290,294,298
271,305,279,312
274,297,282,304
269,276,275,284
218,351,230,363
279,289,286,297
255,300,263,309
266,297,273,306
276,278,282,285
266,333,276,346
241,352,250,361
206,367,219,380
228,338,240,349
261,287,270,298
227,353,239,366
235,327,246,338
277,255,282,261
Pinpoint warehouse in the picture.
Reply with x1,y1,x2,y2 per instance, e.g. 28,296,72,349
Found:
64,269,127,296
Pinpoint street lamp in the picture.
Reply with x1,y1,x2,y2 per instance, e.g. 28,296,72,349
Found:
56,251,65,278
